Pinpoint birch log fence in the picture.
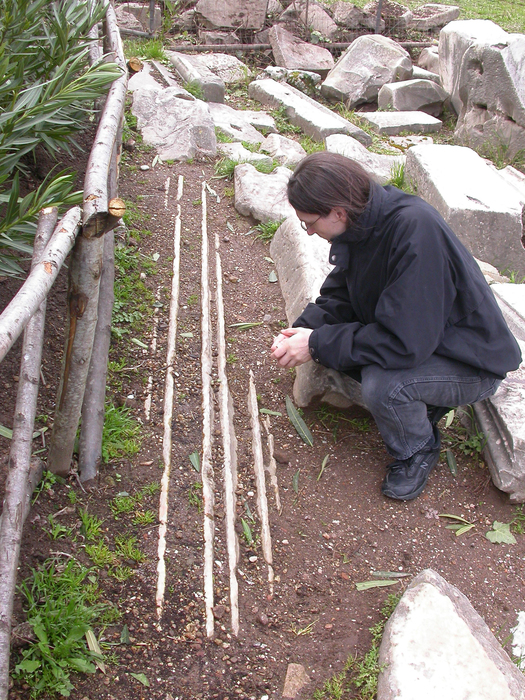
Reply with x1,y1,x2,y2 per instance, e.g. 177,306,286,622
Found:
0,3,128,695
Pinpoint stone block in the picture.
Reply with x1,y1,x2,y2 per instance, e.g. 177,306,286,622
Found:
283,663,310,698
234,164,295,222
417,46,440,74
326,134,405,184
207,102,266,144
195,0,268,30
405,144,525,275
268,25,334,76
167,51,225,103
332,2,381,30
270,217,365,408
261,134,307,167
378,569,525,699
438,19,508,115
249,78,372,145
298,0,339,40
132,86,217,161
218,142,273,168
473,283,525,503
389,134,433,148
453,32,525,159
128,62,164,92
321,34,412,108
115,2,162,32
412,65,441,84
192,53,251,84
357,110,442,135
378,78,448,116
364,0,413,31
410,3,460,31
199,29,241,44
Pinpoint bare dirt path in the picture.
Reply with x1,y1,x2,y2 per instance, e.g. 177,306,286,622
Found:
3,115,525,700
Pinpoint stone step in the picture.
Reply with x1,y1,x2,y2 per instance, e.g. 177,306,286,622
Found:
378,569,525,700
354,110,442,136
405,143,525,276
248,78,372,145
326,133,405,184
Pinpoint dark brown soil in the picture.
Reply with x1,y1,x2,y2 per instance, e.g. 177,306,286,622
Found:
2,91,525,700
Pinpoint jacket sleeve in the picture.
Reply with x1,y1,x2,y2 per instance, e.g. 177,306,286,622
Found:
307,215,461,371
292,266,358,329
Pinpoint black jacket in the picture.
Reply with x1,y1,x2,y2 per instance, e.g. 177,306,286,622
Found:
293,184,522,378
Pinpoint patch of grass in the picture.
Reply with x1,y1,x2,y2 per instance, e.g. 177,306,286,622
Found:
132,510,156,526
110,495,136,516
511,506,525,535
254,219,283,242
13,559,108,698
115,535,145,563
101,403,141,463
226,353,238,365
85,541,117,568
500,269,525,284
187,293,199,305
79,509,104,541
311,594,400,700
272,106,302,135
216,128,234,143
109,565,134,582
46,515,72,541
183,79,204,100
123,38,167,62
315,404,370,442
188,482,203,512
300,135,325,154
223,185,234,198
136,482,161,499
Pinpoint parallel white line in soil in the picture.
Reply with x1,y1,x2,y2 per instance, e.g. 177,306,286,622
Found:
201,181,216,638
213,227,240,636
164,176,170,209
156,174,184,621
262,415,282,514
248,371,275,595
144,285,161,421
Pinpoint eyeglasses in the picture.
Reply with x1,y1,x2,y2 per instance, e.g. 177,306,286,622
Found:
299,215,321,232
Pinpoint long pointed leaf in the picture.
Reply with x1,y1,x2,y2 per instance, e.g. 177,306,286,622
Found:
285,396,313,446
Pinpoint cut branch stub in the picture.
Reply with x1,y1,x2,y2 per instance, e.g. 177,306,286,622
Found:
82,197,126,238
127,56,143,73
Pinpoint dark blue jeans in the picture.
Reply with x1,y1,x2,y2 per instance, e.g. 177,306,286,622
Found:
357,354,501,460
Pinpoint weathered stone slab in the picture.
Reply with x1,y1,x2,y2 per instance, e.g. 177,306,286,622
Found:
298,0,339,41
128,62,164,92
115,5,143,32
192,53,251,84
242,109,278,134
234,164,295,222
268,25,334,76
453,32,525,159
378,569,525,699
261,133,306,166
207,102,265,144
417,45,440,74
410,3,460,31
195,0,268,30
199,29,241,44
218,142,273,167
474,286,525,502
321,34,412,108
132,86,217,161
326,134,405,184
411,65,441,84
270,217,365,408
332,2,381,30
249,78,372,145
115,2,162,32
167,51,224,103
358,110,442,135
378,78,448,116
438,19,509,115
405,144,525,275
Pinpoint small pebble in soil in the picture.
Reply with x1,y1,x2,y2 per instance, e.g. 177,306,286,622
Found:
140,164,150,170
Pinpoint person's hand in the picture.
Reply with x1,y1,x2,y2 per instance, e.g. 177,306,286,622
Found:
270,327,313,368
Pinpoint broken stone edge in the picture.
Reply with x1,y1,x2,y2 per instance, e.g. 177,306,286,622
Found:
378,569,525,699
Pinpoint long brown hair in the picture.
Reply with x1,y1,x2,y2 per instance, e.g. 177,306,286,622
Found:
287,152,371,224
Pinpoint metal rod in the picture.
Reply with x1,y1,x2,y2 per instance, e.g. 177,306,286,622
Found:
169,40,435,53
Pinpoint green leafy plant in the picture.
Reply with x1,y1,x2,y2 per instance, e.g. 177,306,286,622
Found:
0,0,122,277
115,535,145,563
188,482,203,512
254,219,283,242
101,402,142,462
123,37,167,62
46,515,72,541
132,510,156,526
85,541,117,568
79,510,103,541
183,80,204,100
13,559,107,697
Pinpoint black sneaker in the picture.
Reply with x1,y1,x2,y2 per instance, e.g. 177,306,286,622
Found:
426,405,452,426
381,427,441,501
